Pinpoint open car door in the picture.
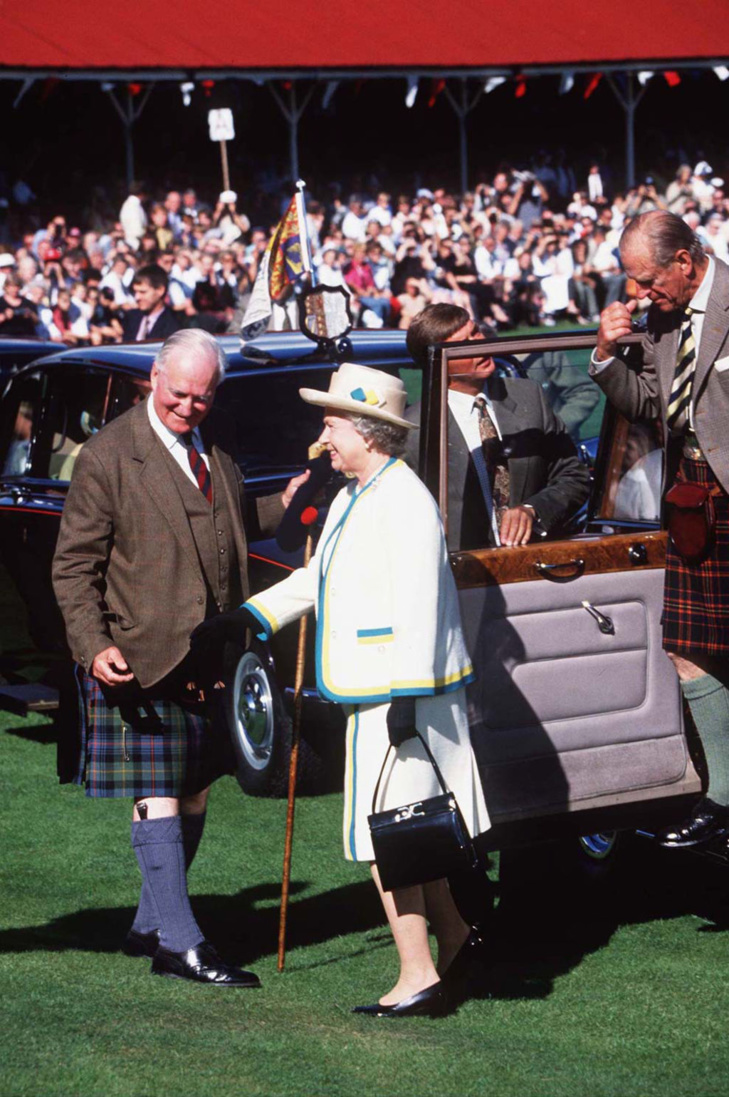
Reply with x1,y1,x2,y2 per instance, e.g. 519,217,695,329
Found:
420,331,701,851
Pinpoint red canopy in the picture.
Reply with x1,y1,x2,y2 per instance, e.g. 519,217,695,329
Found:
2,0,728,72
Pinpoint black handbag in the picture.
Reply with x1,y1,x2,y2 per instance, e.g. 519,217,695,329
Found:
367,731,477,893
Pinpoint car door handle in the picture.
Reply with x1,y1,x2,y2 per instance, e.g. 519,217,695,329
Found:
534,558,585,581
581,600,615,635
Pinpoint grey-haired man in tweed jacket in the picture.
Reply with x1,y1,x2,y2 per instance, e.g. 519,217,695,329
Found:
53,328,303,986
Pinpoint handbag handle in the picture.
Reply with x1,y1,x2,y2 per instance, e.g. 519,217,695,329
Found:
371,730,452,814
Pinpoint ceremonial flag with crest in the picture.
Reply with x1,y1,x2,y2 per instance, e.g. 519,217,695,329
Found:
241,188,311,340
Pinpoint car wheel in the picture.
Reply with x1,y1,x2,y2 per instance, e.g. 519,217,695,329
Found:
575,831,620,879
498,831,624,902
227,643,332,797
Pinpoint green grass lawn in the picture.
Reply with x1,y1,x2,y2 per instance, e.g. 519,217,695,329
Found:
3,710,729,1097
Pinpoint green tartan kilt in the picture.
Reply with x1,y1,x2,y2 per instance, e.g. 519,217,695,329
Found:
75,670,234,799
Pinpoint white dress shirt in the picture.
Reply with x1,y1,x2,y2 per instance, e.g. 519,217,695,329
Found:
448,388,501,545
147,396,210,487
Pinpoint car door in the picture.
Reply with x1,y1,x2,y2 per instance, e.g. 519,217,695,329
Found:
422,331,700,851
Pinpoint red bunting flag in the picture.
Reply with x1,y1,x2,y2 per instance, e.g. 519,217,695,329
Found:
428,78,446,107
128,83,142,97
663,71,681,87
514,75,527,98
201,80,215,97
584,73,602,99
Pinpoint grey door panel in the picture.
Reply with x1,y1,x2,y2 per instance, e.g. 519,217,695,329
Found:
459,562,700,822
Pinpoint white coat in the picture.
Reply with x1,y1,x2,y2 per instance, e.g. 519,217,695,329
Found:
247,458,474,703
247,458,489,860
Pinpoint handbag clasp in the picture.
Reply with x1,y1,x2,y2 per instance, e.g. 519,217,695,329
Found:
394,801,425,822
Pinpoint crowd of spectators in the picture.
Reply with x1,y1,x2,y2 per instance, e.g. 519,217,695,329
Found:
0,156,727,345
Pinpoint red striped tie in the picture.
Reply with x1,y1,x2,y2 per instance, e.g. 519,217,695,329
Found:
184,435,213,504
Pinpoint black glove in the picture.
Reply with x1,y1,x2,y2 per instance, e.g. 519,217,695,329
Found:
276,452,332,552
189,605,259,659
386,696,418,748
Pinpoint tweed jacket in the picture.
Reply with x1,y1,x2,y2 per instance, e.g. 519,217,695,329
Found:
588,256,729,494
405,377,590,551
52,398,283,688
246,459,475,705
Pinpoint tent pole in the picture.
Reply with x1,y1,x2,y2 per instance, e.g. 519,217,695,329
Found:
443,78,469,193
606,72,644,191
289,84,299,183
125,90,135,191
459,79,468,194
625,73,636,189
269,82,316,186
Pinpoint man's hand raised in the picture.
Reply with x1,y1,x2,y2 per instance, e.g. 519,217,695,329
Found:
595,299,638,362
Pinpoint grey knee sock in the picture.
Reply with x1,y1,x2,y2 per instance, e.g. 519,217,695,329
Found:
681,673,729,807
131,816,204,953
182,811,206,871
131,812,207,935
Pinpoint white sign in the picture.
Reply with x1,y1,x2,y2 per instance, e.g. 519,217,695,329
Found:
208,108,235,142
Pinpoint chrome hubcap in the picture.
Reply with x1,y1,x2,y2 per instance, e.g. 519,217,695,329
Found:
232,652,274,771
578,832,617,861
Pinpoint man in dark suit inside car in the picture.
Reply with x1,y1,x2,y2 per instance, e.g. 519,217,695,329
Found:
122,264,183,342
405,303,590,551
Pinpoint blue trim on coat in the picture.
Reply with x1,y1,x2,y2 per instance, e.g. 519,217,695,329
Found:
316,670,475,705
314,458,397,699
348,707,360,860
242,601,273,641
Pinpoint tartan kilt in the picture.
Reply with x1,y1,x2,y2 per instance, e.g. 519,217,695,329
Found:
74,669,234,798
662,457,729,657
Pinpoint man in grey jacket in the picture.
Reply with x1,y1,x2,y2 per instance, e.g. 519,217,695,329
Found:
591,210,729,849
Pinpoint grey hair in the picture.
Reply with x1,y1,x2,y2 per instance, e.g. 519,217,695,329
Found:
351,415,408,458
153,328,227,385
620,210,706,269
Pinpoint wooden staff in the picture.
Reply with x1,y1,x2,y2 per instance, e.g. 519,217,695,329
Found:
277,444,326,972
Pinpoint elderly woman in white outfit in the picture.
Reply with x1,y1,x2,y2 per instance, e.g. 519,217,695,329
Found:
194,363,489,1017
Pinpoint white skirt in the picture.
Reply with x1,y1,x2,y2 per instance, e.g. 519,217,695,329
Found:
342,688,490,862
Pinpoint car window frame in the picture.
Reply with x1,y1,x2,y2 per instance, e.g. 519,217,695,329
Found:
426,330,646,544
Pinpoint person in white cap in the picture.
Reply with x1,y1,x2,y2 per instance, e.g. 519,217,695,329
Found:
192,362,490,1017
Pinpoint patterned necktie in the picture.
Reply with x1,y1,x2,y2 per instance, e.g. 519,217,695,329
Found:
475,397,510,523
183,434,213,504
665,307,696,431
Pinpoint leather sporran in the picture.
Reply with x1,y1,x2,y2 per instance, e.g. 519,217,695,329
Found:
664,481,718,563
367,732,477,893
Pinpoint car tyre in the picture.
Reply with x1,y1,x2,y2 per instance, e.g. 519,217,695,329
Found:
227,641,331,798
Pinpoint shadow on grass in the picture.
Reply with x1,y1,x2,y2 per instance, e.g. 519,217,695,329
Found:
2,838,728,1003
0,877,386,968
472,836,729,1001
4,722,58,745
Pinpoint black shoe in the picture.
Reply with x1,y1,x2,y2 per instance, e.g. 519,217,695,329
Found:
151,940,261,987
352,981,448,1018
122,928,160,958
657,798,729,848
441,928,488,990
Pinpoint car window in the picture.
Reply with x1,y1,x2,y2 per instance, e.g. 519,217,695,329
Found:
596,415,664,524
38,369,114,481
502,346,604,445
217,366,420,475
0,372,43,477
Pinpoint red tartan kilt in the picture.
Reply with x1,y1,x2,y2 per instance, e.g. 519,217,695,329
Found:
662,457,729,656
